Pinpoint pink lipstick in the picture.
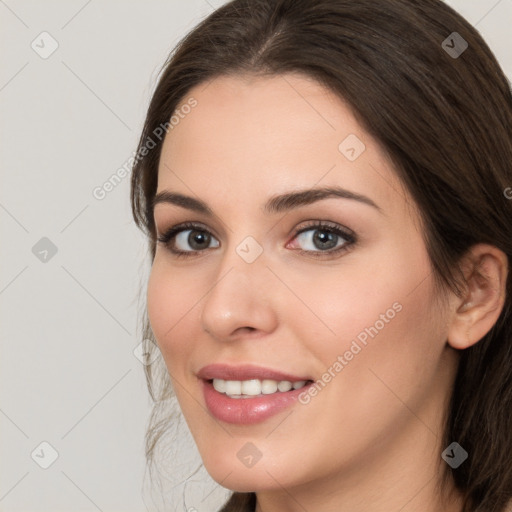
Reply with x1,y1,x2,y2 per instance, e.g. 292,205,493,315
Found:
197,364,314,425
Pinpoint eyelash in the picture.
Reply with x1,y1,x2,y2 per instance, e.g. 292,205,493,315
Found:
156,220,357,259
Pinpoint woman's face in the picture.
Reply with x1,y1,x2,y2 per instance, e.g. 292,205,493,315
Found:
147,73,458,493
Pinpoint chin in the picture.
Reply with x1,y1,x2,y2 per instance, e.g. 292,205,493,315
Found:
203,454,305,494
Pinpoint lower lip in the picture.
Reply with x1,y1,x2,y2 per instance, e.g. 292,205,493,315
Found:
201,379,313,425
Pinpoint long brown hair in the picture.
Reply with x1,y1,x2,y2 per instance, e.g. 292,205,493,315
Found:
131,1,512,511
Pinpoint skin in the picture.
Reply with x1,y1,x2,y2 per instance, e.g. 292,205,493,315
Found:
147,73,507,512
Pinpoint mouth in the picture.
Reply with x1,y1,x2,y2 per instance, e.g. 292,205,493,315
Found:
197,364,315,424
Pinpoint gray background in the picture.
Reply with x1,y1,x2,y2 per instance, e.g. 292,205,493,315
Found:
0,1,510,511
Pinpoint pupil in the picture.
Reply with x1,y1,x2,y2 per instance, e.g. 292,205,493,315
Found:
314,230,337,250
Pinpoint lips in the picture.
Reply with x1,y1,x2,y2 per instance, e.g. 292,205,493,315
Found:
197,363,315,424
197,363,312,382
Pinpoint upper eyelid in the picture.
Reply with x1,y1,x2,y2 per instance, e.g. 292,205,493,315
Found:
157,221,355,248
157,219,351,235
156,220,213,236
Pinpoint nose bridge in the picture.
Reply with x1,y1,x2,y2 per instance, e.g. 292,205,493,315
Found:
200,235,277,340
213,230,268,287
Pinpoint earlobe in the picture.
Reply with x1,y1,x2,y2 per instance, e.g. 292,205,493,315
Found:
447,244,508,350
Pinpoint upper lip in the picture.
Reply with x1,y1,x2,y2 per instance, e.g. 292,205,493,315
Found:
197,364,312,382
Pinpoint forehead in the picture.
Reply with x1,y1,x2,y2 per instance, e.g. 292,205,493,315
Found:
161,73,359,171
156,73,411,219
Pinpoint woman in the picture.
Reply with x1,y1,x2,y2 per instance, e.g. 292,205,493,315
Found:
130,1,512,511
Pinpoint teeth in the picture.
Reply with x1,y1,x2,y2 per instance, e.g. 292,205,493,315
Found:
277,380,293,392
242,379,261,395
261,379,278,394
212,378,309,398
213,379,226,393
224,380,241,395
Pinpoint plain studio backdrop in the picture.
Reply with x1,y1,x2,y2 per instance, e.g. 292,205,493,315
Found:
0,1,511,511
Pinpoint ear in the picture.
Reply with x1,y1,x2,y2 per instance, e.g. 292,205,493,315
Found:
447,244,508,350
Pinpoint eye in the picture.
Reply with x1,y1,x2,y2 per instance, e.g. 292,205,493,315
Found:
287,221,355,257
156,222,219,257
156,220,356,259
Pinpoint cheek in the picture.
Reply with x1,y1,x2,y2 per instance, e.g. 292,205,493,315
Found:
280,256,419,351
146,259,199,371
290,238,442,390
146,263,169,344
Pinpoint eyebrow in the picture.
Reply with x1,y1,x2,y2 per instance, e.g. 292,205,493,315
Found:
152,186,382,215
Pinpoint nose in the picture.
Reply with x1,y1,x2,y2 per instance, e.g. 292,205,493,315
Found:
200,246,279,342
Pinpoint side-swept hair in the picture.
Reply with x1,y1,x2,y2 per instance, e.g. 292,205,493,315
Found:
131,1,512,510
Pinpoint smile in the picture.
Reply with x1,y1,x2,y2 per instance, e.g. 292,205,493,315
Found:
197,363,315,424
212,378,310,398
